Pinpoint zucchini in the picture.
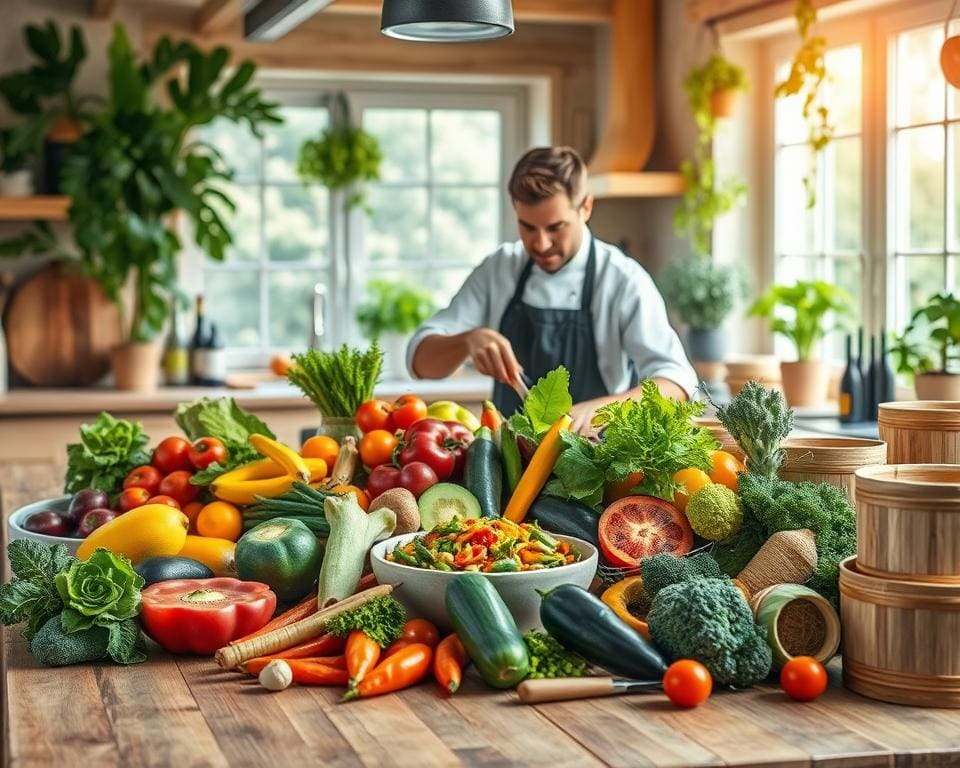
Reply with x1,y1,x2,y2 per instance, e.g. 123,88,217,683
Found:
528,496,600,547
539,584,668,680
446,573,529,688
499,423,523,498
464,427,502,518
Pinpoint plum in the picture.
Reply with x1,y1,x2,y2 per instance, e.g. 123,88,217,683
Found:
67,488,111,524
23,510,71,537
77,508,121,537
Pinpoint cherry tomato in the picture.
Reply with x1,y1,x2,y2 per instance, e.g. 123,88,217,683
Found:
301,435,340,467
146,495,182,509
709,450,744,492
391,395,427,431
366,464,401,501
152,436,194,474
330,484,370,511
359,429,399,469
117,487,150,512
399,618,440,648
780,656,828,701
123,465,163,496
398,462,438,498
672,468,712,512
188,437,228,470
158,470,200,506
196,501,243,541
662,659,712,708
356,399,393,433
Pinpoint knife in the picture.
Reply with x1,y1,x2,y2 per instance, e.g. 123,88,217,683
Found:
511,370,532,401
516,676,661,704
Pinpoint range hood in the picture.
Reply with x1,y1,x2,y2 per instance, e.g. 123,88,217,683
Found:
587,0,685,199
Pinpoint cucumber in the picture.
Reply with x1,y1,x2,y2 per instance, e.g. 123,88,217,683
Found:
464,426,502,518
499,423,523,498
539,584,668,680
528,496,600,547
445,573,529,688
418,483,481,530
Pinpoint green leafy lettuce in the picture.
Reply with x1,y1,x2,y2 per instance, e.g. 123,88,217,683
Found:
508,367,572,442
64,412,151,494
55,549,143,631
0,540,75,640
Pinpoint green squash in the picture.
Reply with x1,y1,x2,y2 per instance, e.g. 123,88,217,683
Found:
235,517,323,602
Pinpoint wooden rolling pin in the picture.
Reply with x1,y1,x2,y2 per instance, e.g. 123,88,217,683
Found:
517,677,660,704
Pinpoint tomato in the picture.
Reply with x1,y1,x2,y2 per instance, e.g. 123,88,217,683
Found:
663,659,712,708
117,487,151,512
123,465,163,496
366,464,401,500
603,471,645,504
398,419,473,481
672,468,712,512
301,435,340,467
359,429,399,469
182,501,204,534
366,461,438,500
598,496,693,568
188,437,228,470
152,436,194,474
709,450,744,492
146,495,182,509
159,470,200,506
356,399,393,433
196,501,243,541
391,395,427,431
780,656,828,701
399,618,440,648
331,484,370,511
270,353,294,377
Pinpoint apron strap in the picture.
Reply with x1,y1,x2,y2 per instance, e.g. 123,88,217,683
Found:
580,236,597,313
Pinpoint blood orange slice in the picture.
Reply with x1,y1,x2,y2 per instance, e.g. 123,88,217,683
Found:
598,496,694,568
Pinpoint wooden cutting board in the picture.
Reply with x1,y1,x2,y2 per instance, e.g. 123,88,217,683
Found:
3,262,123,386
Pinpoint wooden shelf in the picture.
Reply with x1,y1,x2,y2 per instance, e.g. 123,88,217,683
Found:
587,172,686,199
0,196,70,221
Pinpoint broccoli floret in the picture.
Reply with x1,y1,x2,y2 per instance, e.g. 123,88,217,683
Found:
685,485,743,540
30,614,109,667
523,631,588,679
712,381,794,478
640,552,723,600
647,578,772,687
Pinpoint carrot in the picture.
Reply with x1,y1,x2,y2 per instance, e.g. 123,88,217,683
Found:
215,583,395,669
292,662,351,687
268,632,346,660
503,414,572,523
355,572,378,594
346,630,381,687
433,634,469,694
231,591,318,645
382,639,415,659
241,655,346,676
342,643,433,701
480,400,502,433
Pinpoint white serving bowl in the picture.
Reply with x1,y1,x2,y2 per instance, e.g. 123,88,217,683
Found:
7,496,84,555
370,532,598,631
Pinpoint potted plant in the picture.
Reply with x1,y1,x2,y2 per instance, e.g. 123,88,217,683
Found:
748,280,854,406
56,24,280,391
658,255,742,364
356,279,436,379
890,292,960,400
0,129,34,196
684,52,748,120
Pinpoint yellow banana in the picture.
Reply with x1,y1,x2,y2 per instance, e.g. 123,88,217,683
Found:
249,433,310,482
216,457,285,483
210,473,296,505
305,457,328,482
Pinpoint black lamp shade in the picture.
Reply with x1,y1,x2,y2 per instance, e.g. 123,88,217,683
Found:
381,0,514,42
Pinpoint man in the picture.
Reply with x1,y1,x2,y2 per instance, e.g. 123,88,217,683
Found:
407,146,696,433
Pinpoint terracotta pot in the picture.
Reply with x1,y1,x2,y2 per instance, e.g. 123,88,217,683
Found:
710,88,739,118
780,360,829,407
110,341,163,392
914,373,960,401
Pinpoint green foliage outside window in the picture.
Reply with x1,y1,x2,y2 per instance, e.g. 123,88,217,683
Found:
356,279,436,339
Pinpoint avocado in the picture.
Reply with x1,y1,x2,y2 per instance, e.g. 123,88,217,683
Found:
418,483,482,530
134,556,215,586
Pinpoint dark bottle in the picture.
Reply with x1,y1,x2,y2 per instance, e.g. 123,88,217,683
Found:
865,335,878,422
839,333,863,423
856,326,867,398
874,331,895,411
190,294,211,385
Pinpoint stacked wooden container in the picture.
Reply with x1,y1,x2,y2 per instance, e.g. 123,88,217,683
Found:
840,401,960,707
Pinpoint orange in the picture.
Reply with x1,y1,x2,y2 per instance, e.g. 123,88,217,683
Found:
331,484,370,511
709,450,744,492
270,353,294,377
196,500,243,541
672,468,712,512
182,501,204,534
301,434,340,467
603,470,645,504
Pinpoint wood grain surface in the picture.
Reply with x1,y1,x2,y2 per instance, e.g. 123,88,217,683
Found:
879,401,960,464
779,437,886,499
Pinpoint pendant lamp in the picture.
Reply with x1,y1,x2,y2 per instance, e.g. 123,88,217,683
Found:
380,0,514,42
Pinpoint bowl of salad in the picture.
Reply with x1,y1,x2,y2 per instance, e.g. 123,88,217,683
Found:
369,517,598,631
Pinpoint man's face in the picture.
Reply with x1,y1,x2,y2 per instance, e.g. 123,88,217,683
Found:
514,192,594,273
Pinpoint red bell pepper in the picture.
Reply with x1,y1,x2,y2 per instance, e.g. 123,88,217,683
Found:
140,578,276,655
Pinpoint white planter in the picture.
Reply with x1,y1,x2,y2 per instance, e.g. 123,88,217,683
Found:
0,170,34,197
381,332,411,380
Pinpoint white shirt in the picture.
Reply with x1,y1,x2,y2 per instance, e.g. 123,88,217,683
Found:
406,227,698,397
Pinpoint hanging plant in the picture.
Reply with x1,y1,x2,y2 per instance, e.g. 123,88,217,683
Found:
774,0,833,208
297,93,383,212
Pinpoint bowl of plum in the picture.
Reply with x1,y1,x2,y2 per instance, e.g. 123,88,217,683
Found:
8,489,121,554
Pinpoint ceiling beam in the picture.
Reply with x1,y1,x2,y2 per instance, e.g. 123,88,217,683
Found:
685,0,850,25
90,0,117,19
324,0,612,24
195,0,244,34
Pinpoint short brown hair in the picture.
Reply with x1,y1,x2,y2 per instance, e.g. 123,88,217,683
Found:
508,146,587,205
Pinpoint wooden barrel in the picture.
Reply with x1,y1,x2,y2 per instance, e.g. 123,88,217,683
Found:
878,401,960,464
691,417,744,462
839,557,960,707
854,464,960,581
778,437,886,499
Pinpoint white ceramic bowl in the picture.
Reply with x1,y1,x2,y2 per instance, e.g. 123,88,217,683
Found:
7,496,84,555
370,532,598,631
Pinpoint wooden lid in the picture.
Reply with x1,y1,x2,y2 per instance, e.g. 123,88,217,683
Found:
782,437,886,472
878,401,960,430
855,464,960,506
839,557,960,608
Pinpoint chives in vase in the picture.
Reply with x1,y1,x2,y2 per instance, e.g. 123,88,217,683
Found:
287,342,383,419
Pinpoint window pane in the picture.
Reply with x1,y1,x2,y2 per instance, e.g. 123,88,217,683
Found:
204,269,261,347
896,25,944,127
825,46,861,136
432,187,500,263
431,110,501,183
365,185,428,262
211,183,260,263
897,126,944,251
897,256,945,329
377,268,472,311
364,108,427,182
827,257,862,360
200,119,260,181
265,106,329,183
268,271,318,350
264,185,329,262
776,145,818,254
774,62,807,146
827,137,861,252
777,256,819,286
951,124,960,252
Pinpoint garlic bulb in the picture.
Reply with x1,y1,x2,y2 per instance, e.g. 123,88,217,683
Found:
259,659,293,691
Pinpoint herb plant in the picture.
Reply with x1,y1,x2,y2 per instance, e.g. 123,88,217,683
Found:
0,540,74,641
356,279,436,340
64,411,151,495
658,255,742,330
711,380,794,478
890,292,960,376
324,595,406,648
287,342,384,418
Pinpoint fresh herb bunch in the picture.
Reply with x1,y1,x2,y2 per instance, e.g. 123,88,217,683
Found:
508,367,572,441
324,595,405,648
711,381,794,478
523,631,587,679
546,379,717,508
0,541,74,640
64,412,151,495
658,255,743,330
288,342,383,418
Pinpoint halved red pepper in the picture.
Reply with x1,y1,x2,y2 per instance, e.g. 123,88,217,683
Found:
140,578,276,655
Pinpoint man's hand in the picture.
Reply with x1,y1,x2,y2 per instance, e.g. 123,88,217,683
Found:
569,395,618,435
465,328,522,386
